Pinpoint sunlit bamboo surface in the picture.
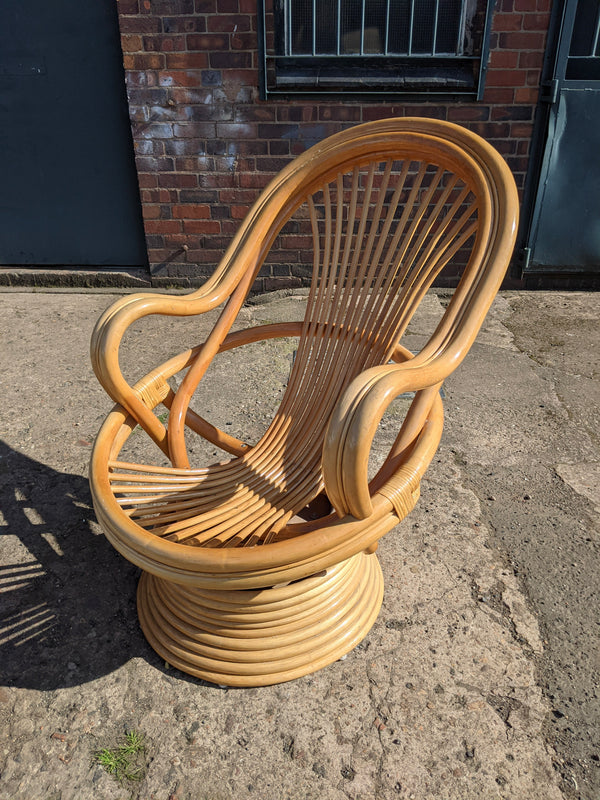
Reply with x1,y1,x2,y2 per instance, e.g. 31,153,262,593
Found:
90,118,518,685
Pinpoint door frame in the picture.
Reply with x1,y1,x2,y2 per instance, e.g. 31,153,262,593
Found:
519,0,600,288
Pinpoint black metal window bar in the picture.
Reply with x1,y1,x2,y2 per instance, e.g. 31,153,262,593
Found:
259,0,494,97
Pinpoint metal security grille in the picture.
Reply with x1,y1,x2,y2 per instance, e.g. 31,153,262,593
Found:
259,0,494,97
567,0,600,79
284,0,470,58
569,0,600,56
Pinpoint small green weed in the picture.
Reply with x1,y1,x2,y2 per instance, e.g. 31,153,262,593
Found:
131,411,168,435
94,730,146,783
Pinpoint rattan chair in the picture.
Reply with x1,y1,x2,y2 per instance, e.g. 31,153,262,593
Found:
90,118,518,686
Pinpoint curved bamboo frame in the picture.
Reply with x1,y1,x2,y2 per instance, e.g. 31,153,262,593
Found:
90,118,518,686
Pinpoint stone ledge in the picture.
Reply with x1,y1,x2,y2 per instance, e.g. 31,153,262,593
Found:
0,268,153,289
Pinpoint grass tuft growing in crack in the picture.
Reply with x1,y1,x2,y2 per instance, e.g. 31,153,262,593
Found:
94,730,146,783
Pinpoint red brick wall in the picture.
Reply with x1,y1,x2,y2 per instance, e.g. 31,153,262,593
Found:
117,0,552,288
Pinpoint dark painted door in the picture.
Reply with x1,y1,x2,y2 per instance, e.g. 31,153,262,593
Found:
526,0,600,275
0,1,147,267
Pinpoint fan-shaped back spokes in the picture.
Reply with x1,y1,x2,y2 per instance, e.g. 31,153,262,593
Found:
166,131,487,481
261,156,478,446
215,155,481,538
304,158,477,359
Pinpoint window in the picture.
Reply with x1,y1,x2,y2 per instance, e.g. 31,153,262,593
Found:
566,0,600,80
258,0,494,98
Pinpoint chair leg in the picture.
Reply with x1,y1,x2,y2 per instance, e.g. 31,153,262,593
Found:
136,551,384,687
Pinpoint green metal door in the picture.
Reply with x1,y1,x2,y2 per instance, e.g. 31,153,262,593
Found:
525,0,600,277
0,1,147,268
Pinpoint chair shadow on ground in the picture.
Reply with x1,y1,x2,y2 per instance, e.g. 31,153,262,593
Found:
0,440,153,690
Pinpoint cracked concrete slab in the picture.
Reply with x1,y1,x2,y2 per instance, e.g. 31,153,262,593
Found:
555,463,600,516
1,289,598,800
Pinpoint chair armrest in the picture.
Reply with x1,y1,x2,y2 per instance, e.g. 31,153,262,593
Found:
90,273,243,455
322,357,448,520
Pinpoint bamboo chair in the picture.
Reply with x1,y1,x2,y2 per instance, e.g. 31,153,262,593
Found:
90,118,518,686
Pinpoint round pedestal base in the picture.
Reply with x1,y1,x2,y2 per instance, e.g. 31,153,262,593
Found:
137,551,384,687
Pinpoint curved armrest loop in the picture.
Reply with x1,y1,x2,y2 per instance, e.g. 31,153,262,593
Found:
323,359,448,520
90,271,244,454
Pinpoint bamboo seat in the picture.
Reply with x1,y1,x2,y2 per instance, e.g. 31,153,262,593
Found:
90,118,518,686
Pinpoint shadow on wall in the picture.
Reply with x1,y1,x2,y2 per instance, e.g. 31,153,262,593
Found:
0,440,151,690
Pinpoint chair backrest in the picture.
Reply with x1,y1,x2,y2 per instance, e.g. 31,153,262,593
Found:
251,118,516,461
165,118,518,470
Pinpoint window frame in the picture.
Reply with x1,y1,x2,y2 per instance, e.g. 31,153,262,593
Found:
258,0,495,100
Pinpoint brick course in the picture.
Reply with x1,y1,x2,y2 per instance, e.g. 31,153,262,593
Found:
116,0,550,288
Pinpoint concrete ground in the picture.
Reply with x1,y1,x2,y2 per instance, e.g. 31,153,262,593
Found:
0,288,598,800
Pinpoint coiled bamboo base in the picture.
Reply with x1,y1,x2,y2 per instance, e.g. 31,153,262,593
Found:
137,551,384,687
